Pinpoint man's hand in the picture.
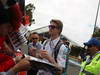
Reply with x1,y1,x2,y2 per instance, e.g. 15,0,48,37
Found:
29,48,37,57
39,50,57,64
13,56,22,63
11,57,31,73
39,50,63,74
39,50,50,60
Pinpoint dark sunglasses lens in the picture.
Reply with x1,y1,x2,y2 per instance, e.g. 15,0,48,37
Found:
49,25,56,29
32,38,38,40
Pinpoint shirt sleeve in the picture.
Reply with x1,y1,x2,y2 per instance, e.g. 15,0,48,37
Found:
37,43,42,50
57,44,69,68
6,69,16,75
28,43,33,49
0,69,16,75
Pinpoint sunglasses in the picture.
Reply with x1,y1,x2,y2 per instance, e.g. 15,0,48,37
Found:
32,38,38,40
48,25,58,29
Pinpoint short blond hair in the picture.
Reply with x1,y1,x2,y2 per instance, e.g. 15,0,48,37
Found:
50,19,63,34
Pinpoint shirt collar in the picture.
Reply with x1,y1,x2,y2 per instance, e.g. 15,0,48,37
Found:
50,37,60,47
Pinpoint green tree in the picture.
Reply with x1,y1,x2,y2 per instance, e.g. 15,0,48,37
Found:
93,26,100,37
25,3,35,25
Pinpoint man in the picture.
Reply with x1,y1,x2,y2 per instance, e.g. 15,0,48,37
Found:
0,15,31,75
38,19,69,75
79,38,100,75
27,32,42,75
28,32,42,57
0,0,31,74
0,3,16,71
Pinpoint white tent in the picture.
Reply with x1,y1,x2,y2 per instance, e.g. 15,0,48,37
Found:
26,0,100,46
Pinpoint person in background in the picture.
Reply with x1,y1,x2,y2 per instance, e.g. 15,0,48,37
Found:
79,47,87,61
27,32,42,75
37,19,69,75
79,38,100,75
28,32,42,57
39,34,47,44
61,38,70,48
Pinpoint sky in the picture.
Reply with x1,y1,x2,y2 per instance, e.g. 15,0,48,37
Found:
25,0,100,46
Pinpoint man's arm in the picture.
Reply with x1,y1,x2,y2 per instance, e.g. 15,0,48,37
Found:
38,50,63,71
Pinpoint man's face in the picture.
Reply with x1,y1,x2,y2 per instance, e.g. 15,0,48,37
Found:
0,23,10,37
86,45,97,56
48,22,60,36
31,34,39,44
